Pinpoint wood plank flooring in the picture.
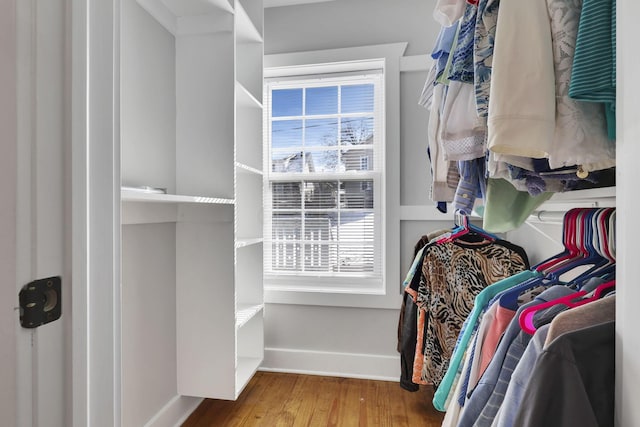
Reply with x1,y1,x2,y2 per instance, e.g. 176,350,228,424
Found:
182,372,445,426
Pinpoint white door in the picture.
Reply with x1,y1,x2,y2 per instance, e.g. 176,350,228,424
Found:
1,1,71,426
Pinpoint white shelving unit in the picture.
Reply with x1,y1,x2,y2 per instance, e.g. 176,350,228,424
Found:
121,0,264,401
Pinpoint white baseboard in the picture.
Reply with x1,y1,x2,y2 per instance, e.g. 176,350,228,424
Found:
144,395,203,427
261,347,400,382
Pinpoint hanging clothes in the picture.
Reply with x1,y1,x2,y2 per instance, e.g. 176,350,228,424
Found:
420,0,616,231
432,208,616,426
512,320,615,427
406,232,530,390
492,295,615,427
487,0,615,171
399,225,529,392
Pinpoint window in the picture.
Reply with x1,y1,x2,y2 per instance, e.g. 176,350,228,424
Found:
264,65,384,292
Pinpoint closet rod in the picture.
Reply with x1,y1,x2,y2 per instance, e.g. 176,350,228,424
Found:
527,210,567,224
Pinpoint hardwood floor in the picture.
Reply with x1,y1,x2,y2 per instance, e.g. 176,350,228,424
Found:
182,372,445,426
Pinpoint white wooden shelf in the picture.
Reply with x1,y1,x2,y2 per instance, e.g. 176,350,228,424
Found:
137,0,234,36
124,0,264,403
235,162,263,176
236,304,264,328
235,0,263,43
122,189,235,205
235,238,264,248
236,82,263,109
236,357,262,396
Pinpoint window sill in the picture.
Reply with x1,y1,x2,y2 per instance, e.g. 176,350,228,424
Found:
264,279,402,309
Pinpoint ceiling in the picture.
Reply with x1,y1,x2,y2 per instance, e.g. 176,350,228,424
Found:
264,0,338,8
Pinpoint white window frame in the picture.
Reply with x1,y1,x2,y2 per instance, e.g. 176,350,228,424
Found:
265,70,384,291
264,43,406,309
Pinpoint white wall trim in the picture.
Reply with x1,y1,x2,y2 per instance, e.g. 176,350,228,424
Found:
261,348,400,382
143,396,203,427
264,43,406,310
72,0,121,425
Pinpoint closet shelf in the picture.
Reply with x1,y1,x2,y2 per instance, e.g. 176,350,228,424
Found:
235,238,264,249
236,304,264,328
235,162,263,175
236,81,263,109
235,1,263,44
136,0,234,37
236,356,262,396
122,188,235,205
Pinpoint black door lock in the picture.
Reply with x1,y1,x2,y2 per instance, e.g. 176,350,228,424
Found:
19,276,62,328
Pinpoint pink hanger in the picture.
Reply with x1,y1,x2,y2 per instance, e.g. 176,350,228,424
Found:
519,279,616,335
535,209,581,273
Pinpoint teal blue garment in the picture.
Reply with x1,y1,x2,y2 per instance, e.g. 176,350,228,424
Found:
402,245,428,290
569,0,616,139
432,269,542,411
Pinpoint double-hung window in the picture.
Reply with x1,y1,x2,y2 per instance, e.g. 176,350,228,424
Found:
264,64,385,293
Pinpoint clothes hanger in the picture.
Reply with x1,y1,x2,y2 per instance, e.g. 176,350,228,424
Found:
498,209,606,310
533,208,581,272
542,208,612,278
436,210,498,244
565,208,615,288
519,279,616,335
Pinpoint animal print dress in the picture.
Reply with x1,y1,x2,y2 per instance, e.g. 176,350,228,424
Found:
412,236,529,388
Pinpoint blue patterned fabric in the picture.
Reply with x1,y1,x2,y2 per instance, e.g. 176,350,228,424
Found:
453,157,487,215
432,24,460,82
448,3,477,83
473,0,500,117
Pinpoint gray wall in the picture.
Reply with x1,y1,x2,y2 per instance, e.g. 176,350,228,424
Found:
265,0,438,56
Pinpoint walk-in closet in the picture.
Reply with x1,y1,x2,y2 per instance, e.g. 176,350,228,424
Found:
116,0,625,425
3,0,638,426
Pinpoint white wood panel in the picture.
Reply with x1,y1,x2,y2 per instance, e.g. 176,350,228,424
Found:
236,242,264,306
121,0,176,193
617,1,640,424
236,172,263,240
176,34,235,199
176,221,236,399
122,223,178,427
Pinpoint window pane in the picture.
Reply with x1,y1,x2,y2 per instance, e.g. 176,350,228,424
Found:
271,243,301,271
303,181,339,209
305,149,341,173
304,243,338,272
304,213,336,241
341,84,374,113
342,148,373,171
272,151,305,173
306,86,338,115
339,211,375,241
272,89,302,117
305,118,338,147
341,117,374,146
340,181,374,209
338,243,374,272
272,213,301,241
272,120,303,150
272,182,301,208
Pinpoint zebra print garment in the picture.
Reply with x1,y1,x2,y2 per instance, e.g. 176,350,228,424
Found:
412,236,529,388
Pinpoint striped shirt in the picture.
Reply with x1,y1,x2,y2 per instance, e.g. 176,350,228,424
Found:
569,0,616,139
